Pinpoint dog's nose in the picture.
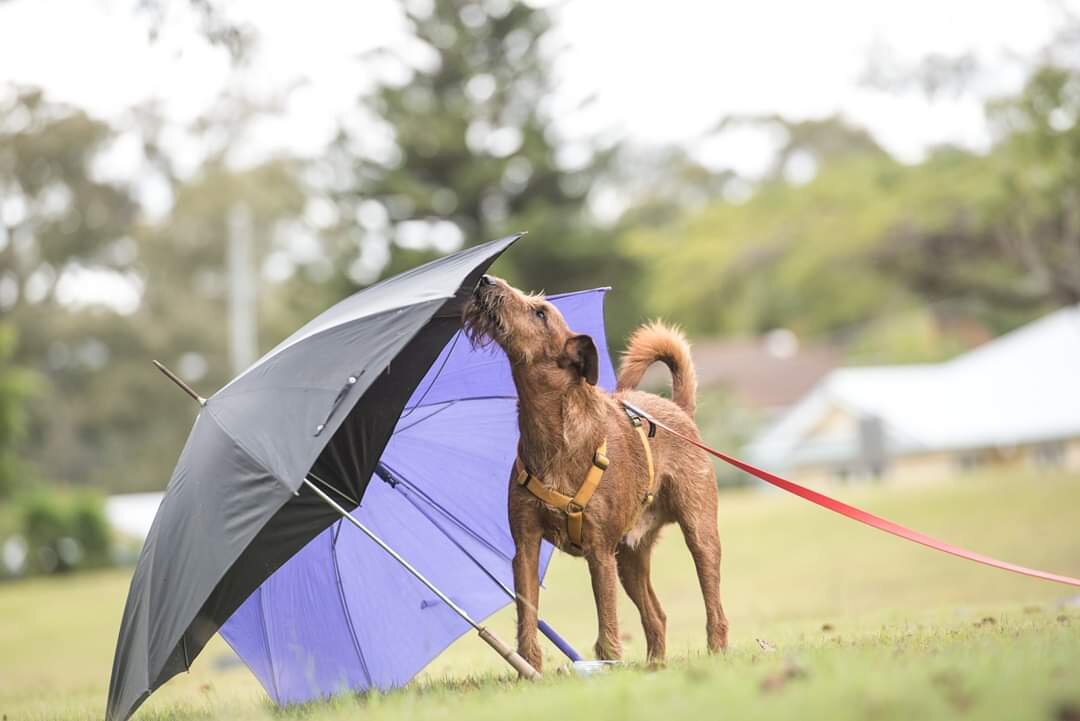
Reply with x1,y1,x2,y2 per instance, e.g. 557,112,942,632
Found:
478,275,494,288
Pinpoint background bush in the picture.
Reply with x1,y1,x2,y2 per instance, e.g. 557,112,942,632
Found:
12,491,110,576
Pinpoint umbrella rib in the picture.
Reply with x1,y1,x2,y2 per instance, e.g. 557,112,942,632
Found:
378,464,512,563
379,467,582,663
259,591,282,703
391,401,458,436
303,479,479,626
329,525,374,688
307,471,359,507
402,394,517,413
392,482,518,599
395,331,463,422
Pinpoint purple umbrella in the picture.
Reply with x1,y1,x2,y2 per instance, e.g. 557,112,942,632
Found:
219,288,615,705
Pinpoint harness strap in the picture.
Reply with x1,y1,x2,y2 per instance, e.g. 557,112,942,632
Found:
514,441,608,551
514,404,660,551
626,414,657,503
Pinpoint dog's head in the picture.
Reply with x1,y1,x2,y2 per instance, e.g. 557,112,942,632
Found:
462,275,599,386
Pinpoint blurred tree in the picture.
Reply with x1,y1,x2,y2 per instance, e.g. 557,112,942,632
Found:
104,156,309,491
713,114,888,183
319,0,643,340
609,146,736,231
988,65,1080,306
860,46,979,100
624,103,1071,347
868,67,1080,334
135,0,255,63
1,87,312,490
12,0,1080,496
0,324,36,497
624,149,919,338
854,14,1080,326
0,89,142,488
0,89,139,309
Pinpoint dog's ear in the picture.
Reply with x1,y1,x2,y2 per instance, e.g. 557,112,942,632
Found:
559,334,599,385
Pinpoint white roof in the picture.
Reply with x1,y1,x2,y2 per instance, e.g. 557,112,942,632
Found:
747,305,1080,467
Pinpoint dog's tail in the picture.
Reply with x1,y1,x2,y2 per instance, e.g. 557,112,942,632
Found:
616,321,697,416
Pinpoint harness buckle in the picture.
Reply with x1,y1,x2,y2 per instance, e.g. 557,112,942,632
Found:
514,462,532,487
622,400,658,438
566,500,585,515
593,450,610,470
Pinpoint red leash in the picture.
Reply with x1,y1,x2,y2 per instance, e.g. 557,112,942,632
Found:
622,402,1080,588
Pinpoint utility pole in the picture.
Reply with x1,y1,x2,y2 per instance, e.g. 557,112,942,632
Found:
227,203,258,375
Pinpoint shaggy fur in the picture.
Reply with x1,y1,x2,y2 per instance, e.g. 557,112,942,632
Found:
462,276,729,671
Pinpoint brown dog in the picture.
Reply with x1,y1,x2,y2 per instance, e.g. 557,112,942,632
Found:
463,275,728,671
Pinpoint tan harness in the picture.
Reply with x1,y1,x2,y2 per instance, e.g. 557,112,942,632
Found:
513,409,656,551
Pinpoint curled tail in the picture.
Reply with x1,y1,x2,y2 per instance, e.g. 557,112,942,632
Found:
616,321,697,416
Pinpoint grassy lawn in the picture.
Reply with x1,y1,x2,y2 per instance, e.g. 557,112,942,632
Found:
2,469,1079,721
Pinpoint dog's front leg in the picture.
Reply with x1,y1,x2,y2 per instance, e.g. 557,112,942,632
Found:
511,523,544,673
587,550,623,660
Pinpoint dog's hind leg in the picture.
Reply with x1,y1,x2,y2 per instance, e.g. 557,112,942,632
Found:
616,528,667,664
587,550,624,660
677,486,729,653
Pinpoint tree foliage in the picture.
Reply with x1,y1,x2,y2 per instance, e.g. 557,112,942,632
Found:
1,89,310,490
0,324,36,497
988,65,1080,305
625,66,1080,351
318,0,643,338
4,2,1080,496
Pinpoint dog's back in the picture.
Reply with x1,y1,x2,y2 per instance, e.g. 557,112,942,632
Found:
616,321,697,416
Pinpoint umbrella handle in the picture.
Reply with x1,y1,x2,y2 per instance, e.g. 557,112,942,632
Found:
477,626,541,680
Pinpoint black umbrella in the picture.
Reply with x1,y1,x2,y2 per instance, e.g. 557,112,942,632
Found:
106,235,535,721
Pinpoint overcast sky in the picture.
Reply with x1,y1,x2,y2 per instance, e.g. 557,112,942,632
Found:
1,0,1073,178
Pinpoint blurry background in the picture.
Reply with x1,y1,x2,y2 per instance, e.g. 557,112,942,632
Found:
2,0,1080,577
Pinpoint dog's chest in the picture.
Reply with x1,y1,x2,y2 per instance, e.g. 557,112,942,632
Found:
533,504,574,548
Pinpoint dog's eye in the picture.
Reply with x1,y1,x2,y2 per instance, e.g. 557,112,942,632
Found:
534,308,546,321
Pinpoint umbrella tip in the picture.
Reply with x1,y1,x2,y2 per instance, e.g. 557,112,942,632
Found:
153,359,207,406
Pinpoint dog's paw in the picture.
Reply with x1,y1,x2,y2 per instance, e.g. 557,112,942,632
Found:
518,645,543,674
593,639,623,661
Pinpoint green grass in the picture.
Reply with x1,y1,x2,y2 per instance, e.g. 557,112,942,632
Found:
2,469,1079,721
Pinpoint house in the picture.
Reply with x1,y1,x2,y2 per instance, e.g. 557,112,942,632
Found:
745,306,1080,484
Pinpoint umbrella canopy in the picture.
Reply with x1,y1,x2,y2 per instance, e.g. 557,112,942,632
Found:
108,236,526,721
218,287,615,704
